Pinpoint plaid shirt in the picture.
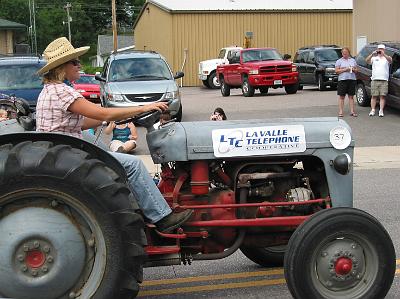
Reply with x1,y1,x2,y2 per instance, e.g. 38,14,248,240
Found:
36,83,84,138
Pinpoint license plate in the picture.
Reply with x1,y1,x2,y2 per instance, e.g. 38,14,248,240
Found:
274,80,282,85
90,94,98,98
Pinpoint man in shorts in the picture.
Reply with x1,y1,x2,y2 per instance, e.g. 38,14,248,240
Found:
366,44,392,117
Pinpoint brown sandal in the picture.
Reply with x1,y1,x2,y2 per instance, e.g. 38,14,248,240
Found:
350,112,358,117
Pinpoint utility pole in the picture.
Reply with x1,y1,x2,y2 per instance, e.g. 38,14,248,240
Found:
64,3,72,42
28,0,38,55
111,0,118,52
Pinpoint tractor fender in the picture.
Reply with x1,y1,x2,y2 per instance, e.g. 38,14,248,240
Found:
0,132,128,181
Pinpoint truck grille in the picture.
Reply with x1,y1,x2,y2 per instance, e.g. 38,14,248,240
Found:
125,93,163,103
260,65,292,74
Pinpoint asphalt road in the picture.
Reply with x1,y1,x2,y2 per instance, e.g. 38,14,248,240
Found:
128,86,400,298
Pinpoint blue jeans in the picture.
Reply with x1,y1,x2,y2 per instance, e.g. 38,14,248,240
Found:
110,152,172,223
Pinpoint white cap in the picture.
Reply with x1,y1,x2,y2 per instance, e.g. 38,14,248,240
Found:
378,44,386,49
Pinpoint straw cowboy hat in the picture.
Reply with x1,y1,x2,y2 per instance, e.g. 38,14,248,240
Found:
38,37,90,75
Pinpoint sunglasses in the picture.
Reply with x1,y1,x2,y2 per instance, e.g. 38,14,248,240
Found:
69,59,81,66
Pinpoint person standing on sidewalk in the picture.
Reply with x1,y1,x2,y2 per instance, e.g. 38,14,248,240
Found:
366,44,392,117
335,47,358,117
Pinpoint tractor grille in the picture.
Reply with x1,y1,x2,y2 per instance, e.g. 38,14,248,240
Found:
125,93,163,103
260,65,292,74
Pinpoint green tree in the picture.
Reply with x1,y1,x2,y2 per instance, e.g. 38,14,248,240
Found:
0,0,145,53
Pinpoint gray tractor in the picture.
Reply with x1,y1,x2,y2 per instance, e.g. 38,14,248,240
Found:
0,98,395,299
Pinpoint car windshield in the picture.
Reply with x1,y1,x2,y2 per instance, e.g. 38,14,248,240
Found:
242,49,282,63
316,49,342,62
75,75,99,85
0,64,43,90
109,58,173,82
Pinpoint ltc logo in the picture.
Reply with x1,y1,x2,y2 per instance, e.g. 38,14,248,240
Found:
217,130,244,154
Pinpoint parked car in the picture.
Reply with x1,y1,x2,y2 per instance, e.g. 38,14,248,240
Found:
72,74,101,103
198,46,242,89
0,55,45,109
355,41,400,109
95,50,184,121
293,45,342,91
216,47,299,97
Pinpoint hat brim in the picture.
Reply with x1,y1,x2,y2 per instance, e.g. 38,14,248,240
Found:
38,46,90,75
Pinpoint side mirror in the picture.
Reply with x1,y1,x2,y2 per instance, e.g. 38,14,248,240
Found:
174,71,184,79
95,74,106,82
283,54,291,61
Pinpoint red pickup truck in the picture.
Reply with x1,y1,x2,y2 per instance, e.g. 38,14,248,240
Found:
216,48,299,97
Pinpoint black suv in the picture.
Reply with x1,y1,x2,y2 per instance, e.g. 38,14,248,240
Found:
293,45,342,90
355,42,400,109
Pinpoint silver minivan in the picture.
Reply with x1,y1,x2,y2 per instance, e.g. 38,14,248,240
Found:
96,51,184,121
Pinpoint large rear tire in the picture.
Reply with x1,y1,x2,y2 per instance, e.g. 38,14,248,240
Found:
284,208,395,299
0,141,146,299
240,245,286,267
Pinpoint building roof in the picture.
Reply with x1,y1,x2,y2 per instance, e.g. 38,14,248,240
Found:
97,35,134,56
148,0,353,12
0,18,26,30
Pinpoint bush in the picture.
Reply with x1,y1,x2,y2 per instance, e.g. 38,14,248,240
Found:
82,65,103,75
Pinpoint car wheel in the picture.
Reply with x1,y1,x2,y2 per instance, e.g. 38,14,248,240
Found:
220,77,231,97
202,80,210,88
242,77,255,97
207,72,220,89
318,74,327,91
259,87,269,95
284,207,395,299
356,83,370,107
285,83,298,94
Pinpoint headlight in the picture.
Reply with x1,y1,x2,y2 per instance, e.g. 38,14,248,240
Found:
249,69,259,75
76,89,85,93
107,93,125,102
332,153,352,175
292,65,297,72
326,67,335,73
165,91,179,100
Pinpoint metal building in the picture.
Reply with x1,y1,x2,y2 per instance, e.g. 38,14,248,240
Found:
133,0,353,86
353,0,400,54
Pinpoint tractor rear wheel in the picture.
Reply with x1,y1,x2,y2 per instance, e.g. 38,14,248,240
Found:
0,141,146,299
284,208,395,299
240,245,286,267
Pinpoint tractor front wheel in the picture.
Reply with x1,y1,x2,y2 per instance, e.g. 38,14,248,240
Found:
284,208,395,299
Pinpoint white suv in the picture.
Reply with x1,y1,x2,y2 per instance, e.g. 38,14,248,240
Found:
96,51,184,121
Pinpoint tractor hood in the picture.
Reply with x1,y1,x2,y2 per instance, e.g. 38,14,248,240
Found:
147,118,354,163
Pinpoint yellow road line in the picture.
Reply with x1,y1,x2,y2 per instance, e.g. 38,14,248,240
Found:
140,259,400,297
142,268,284,286
139,278,287,297
144,259,400,287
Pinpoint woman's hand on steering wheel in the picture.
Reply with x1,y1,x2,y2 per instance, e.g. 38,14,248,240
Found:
146,102,168,113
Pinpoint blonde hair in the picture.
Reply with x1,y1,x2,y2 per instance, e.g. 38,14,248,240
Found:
42,63,67,84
